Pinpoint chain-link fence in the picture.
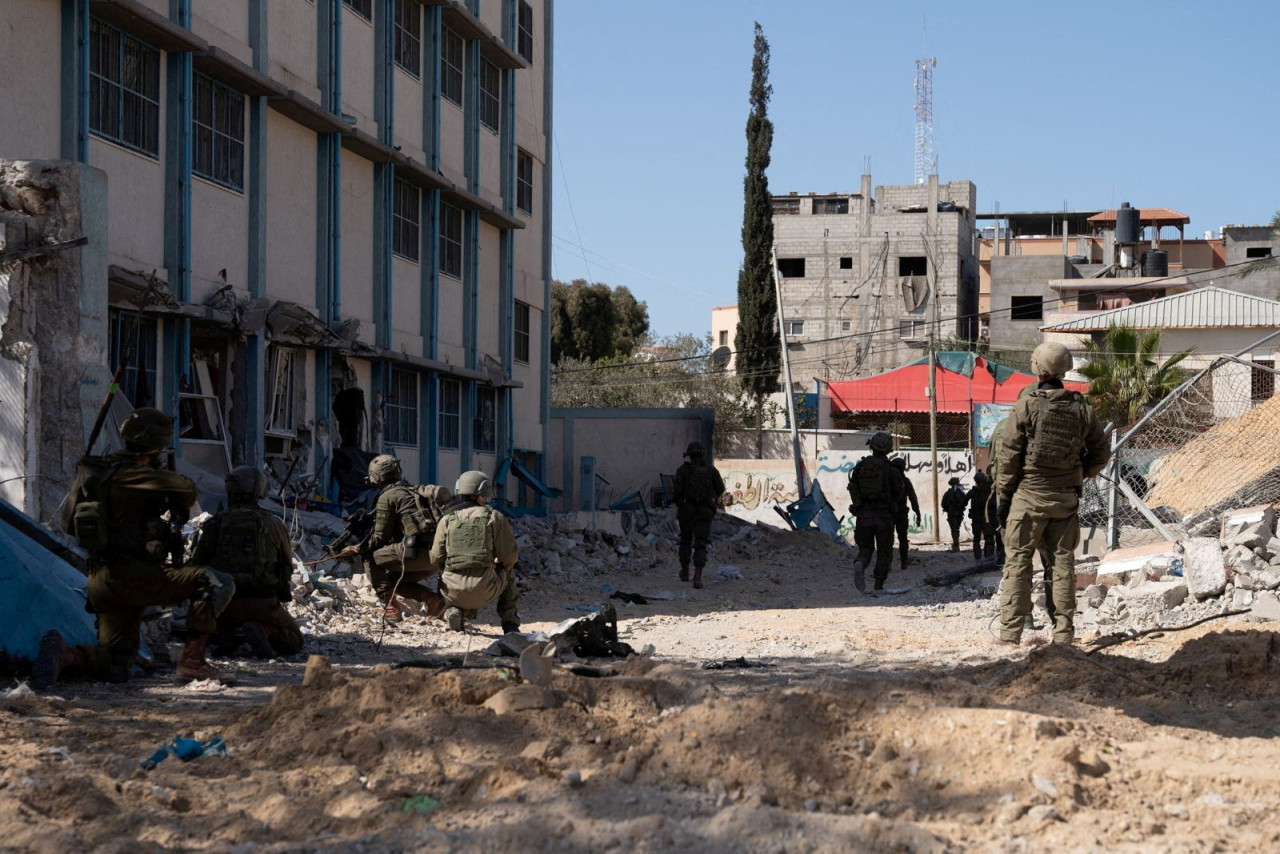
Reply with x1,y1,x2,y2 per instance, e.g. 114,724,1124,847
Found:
1089,346,1280,549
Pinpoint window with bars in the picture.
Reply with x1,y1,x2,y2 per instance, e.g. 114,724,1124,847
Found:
441,27,463,106
439,378,461,450
393,0,421,76
192,73,245,191
89,19,160,156
385,368,419,445
473,386,496,453
479,59,500,131
392,178,420,261
516,149,534,214
343,0,372,21
517,0,534,62
109,309,158,408
514,300,531,363
440,203,462,278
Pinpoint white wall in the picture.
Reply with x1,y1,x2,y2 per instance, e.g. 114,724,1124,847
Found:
0,2,61,159
265,111,317,309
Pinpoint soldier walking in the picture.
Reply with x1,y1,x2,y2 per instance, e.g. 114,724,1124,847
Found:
941,477,967,552
847,432,904,592
968,471,996,560
673,441,725,589
889,458,921,571
995,343,1109,645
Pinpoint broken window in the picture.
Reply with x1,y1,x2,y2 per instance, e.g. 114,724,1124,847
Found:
898,256,927,276
89,19,160,157
266,346,304,435
899,320,925,339
343,0,372,20
777,258,806,278
479,59,501,132
516,149,534,214
393,0,421,77
440,203,463,278
441,28,464,106
1010,296,1044,321
517,0,534,63
814,197,849,215
193,73,245,191
385,368,418,445
439,379,461,450
514,300,531,363
839,257,853,269
1253,360,1275,404
474,386,497,453
108,309,157,408
1247,247,1274,259
392,178,420,261
771,198,800,215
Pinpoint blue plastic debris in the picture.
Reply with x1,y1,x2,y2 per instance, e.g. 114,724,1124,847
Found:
139,735,228,770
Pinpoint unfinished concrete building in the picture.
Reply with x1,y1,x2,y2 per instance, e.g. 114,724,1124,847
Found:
0,0,554,513
770,174,979,381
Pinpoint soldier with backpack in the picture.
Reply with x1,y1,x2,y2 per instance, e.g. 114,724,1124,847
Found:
192,466,302,659
995,342,1109,645
673,441,726,589
430,470,521,633
889,457,921,571
363,454,449,623
847,431,904,592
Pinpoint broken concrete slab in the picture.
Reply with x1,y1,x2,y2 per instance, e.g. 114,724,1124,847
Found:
1181,537,1228,601
1096,542,1180,586
1119,580,1189,621
1221,505,1276,548
1249,591,1280,622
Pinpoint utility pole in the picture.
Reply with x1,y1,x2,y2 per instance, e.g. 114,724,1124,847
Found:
772,248,806,499
923,232,941,544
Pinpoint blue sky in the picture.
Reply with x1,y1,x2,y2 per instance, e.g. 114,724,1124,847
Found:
550,1,1280,339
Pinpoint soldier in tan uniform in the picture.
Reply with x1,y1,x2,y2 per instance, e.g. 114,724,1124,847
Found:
35,408,236,686
995,344,1109,645
362,454,448,622
430,470,520,634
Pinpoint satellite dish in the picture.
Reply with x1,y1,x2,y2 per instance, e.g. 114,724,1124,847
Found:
709,346,732,371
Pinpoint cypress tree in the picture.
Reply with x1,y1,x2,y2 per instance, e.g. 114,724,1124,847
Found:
734,22,780,456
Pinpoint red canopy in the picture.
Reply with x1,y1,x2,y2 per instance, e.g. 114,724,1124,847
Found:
827,356,1088,414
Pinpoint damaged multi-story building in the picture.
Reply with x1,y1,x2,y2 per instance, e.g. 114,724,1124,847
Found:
768,174,980,382
0,0,553,519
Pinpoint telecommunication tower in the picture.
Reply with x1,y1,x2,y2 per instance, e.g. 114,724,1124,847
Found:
913,56,936,185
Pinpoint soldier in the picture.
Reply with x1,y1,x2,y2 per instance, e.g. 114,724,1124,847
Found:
889,457,921,570
192,466,303,659
941,477,968,552
968,471,996,560
847,431,904,592
363,454,448,623
673,441,726,589
430,470,520,633
995,342,1110,645
35,407,236,687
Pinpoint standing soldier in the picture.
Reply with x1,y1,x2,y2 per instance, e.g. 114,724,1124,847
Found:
673,441,726,589
889,457,921,571
968,471,996,560
847,432,903,592
363,454,447,623
36,407,236,687
941,477,968,552
430,470,521,633
192,466,302,659
995,342,1109,645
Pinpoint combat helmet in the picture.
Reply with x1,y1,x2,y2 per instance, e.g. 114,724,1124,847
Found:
684,441,705,459
119,407,173,453
367,454,403,485
1031,342,1073,379
867,431,892,454
455,470,491,498
225,465,268,501
948,477,961,486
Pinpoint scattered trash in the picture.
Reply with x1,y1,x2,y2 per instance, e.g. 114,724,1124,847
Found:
401,795,443,814
183,678,226,693
564,604,596,612
609,591,649,605
713,566,743,583
3,682,35,700
47,747,74,764
140,735,228,771
701,657,775,670
548,604,634,658
645,591,676,601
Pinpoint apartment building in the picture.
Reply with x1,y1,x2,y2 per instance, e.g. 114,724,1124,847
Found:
770,174,979,380
0,0,552,500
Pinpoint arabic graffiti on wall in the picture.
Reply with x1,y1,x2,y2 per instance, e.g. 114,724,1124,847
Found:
722,470,800,511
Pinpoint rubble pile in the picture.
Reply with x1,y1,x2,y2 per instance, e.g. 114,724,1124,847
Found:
1070,505,1280,635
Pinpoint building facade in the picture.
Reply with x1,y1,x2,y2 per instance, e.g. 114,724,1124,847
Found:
0,0,553,500
770,174,979,381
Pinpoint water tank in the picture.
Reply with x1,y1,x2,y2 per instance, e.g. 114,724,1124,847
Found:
1115,202,1141,244
1141,249,1169,278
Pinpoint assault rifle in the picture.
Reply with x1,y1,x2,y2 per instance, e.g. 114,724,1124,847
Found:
326,507,375,558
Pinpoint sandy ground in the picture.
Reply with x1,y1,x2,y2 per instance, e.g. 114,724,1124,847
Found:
4,525,1280,853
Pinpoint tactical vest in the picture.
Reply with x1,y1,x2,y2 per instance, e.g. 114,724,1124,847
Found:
1025,391,1089,475
443,510,494,575
849,456,891,510
70,455,131,557
211,507,281,591
683,464,717,507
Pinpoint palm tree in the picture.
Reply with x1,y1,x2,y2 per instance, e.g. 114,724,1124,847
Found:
1077,325,1193,428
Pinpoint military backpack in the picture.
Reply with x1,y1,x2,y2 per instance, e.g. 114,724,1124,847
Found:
683,464,718,507
443,510,494,575
849,456,891,509
70,455,127,555
212,507,282,590
1025,392,1089,475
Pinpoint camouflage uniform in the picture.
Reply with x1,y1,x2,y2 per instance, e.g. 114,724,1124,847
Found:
429,502,520,626
941,480,967,551
967,474,996,560
365,479,448,607
848,434,904,592
673,443,726,588
889,460,920,569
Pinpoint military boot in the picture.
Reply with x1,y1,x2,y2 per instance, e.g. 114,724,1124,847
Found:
376,599,403,623
175,634,231,683
241,622,277,659
444,606,465,632
853,561,867,593
679,564,689,583
32,629,85,689
401,585,446,619
692,566,704,589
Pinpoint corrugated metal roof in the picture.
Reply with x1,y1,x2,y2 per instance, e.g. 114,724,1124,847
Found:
1087,207,1189,224
1041,287,1280,331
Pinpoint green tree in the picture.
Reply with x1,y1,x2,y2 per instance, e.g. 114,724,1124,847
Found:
1077,325,1193,428
550,279,650,363
734,22,781,457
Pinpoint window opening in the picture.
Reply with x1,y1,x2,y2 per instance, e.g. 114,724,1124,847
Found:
439,379,461,450
439,203,463,278
89,19,160,156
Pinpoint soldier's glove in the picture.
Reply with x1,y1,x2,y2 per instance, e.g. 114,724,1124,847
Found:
997,499,1011,528
848,503,859,516
913,512,921,527
403,534,418,561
